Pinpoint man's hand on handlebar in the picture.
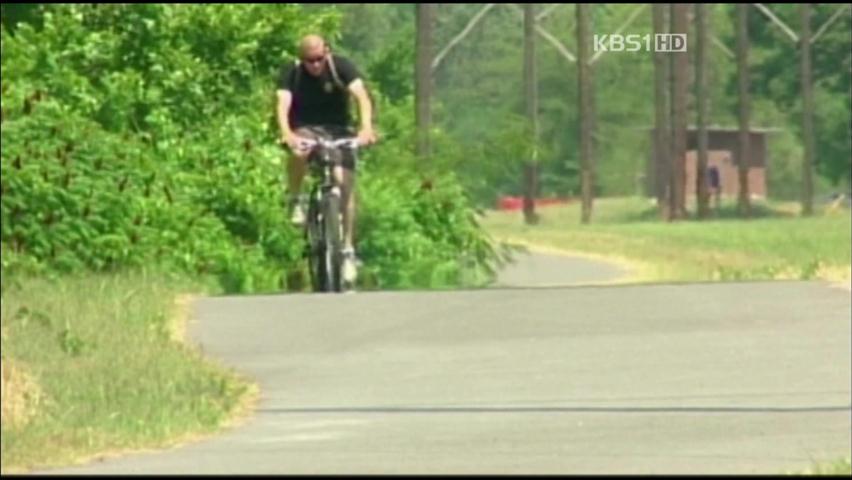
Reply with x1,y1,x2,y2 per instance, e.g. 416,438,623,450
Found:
357,127,377,147
280,133,308,154
281,132,372,153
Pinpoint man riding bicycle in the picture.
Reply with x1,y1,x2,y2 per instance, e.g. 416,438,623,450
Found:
276,34,377,285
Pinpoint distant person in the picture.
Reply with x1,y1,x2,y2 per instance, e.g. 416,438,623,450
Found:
707,165,721,211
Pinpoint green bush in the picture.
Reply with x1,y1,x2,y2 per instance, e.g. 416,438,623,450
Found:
1,4,503,293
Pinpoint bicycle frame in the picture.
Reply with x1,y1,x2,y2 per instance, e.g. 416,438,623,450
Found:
299,137,359,292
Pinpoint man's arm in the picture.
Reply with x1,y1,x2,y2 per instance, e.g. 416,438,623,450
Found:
347,79,376,145
277,89,304,150
276,89,293,141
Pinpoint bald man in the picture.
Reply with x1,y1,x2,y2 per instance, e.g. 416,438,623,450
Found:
276,34,376,286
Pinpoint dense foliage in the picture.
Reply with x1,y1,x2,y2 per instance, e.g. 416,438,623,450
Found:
1,4,505,293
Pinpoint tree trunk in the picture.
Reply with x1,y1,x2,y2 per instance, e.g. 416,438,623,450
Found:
695,3,710,219
523,4,540,225
577,3,594,224
736,3,752,218
670,3,689,220
653,4,671,220
800,3,815,216
415,4,435,161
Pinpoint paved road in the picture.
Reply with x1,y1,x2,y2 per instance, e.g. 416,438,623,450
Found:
44,253,851,474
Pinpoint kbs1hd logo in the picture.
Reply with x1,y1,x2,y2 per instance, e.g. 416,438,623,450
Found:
593,34,687,53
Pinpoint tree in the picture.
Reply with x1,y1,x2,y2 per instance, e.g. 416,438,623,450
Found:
744,4,851,189
800,4,815,216
523,4,540,225
695,3,711,219
653,4,671,219
415,4,435,160
670,3,689,220
736,3,752,218
577,3,594,224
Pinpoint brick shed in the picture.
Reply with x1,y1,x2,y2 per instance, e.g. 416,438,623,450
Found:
646,127,778,200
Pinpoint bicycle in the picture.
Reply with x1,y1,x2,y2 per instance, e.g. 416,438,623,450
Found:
295,135,361,293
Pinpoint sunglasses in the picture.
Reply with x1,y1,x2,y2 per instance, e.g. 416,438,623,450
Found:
302,55,325,65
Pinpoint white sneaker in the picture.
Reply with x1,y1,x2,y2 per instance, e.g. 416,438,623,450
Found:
341,248,358,284
290,196,307,226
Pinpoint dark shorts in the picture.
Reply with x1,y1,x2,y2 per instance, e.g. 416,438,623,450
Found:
294,125,358,171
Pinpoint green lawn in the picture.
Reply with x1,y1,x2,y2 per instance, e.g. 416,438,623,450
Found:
482,197,851,284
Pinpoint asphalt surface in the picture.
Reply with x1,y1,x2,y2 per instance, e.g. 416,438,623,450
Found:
40,252,852,474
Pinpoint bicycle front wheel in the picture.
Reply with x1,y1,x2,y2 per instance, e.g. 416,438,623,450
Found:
321,191,343,293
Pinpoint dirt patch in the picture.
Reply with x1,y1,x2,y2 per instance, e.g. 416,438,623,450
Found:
169,294,197,345
1,359,45,430
822,267,852,292
496,236,653,283
810,264,852,291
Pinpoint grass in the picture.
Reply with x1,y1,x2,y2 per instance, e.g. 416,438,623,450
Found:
0,270,258,473
791,457,852,475
481,197,851,285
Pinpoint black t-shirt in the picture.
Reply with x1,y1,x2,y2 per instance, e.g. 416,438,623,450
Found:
277,55,362,129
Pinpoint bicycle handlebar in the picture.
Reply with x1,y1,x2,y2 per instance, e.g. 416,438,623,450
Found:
296,137,361,151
